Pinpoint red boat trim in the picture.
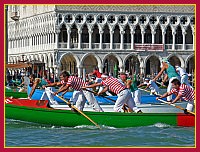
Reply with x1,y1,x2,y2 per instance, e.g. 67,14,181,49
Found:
177,113,195,127
5,97,48,108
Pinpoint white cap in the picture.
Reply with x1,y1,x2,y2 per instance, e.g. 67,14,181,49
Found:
175,65,180,68
101,74,108,78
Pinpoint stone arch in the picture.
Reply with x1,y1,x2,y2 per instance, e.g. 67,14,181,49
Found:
102,53,123,76
80,52,102,68
59,52,80,74
124,53,141,75
80,53,102,73
144,54,161,76
167,54,184,67
185,54,195,73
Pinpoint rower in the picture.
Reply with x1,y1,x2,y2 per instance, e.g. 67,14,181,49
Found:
175,65,193,89
82,73,142,113
53,73,103,112
153,58,180,102
138,78,160,95
156,79,195,114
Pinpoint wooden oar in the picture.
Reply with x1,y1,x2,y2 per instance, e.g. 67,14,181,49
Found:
46,88,101,129
84,89,129,112
157,98,195,115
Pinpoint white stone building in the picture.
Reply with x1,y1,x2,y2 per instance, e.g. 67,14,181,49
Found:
6,5,195,79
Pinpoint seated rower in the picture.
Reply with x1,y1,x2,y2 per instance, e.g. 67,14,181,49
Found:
156,79,195,114
138,78,160,95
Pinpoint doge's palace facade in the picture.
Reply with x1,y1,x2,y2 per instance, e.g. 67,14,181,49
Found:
7,5,195,78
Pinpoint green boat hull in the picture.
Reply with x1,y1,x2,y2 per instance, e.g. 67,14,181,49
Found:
5,90,28,98
5,104,194,128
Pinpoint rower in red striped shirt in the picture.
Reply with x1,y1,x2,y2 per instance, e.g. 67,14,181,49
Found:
156,79,195,114
82,73,142,113
55,74,103,112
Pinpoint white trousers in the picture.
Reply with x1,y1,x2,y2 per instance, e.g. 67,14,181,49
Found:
131,89,141,105
181,75,193,89
186,100,195,112
40,87,59,106
114,89,141,113
70,90,103,112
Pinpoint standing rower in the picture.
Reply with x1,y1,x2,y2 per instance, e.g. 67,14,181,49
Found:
153,58,180,102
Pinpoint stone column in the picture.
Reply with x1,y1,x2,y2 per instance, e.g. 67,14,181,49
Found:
78,30,82,49
172,28,176,50
182,30,186,50
77,65,83,78
67,29,71,49
141,30,145,44
131,31,135,50
162,30,166,50
55,29,60,49
152,31,156,44
119,65,124,73
110,30,114,49
99,31,103,49
120,31,125,49
89,30,93,49
192,31,195,50
98,65,103,74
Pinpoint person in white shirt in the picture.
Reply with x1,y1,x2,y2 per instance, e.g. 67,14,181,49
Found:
138,78,160,95
175,65,193,89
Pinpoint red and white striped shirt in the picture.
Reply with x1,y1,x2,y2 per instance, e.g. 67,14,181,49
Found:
102,77,126,94
66,76,88,91
170,84,195,101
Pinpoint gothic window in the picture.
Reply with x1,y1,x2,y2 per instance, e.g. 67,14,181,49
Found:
103,24,110,43
134,25,142,43
81,25,89,43
144,25,152,43
113,25,120,43
59,24,67,42
92,24,99,43
175,26,183,44
155,25,162,44
124,25,131,43
186,25,193,44
165,26,172,44
70,24,78,43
